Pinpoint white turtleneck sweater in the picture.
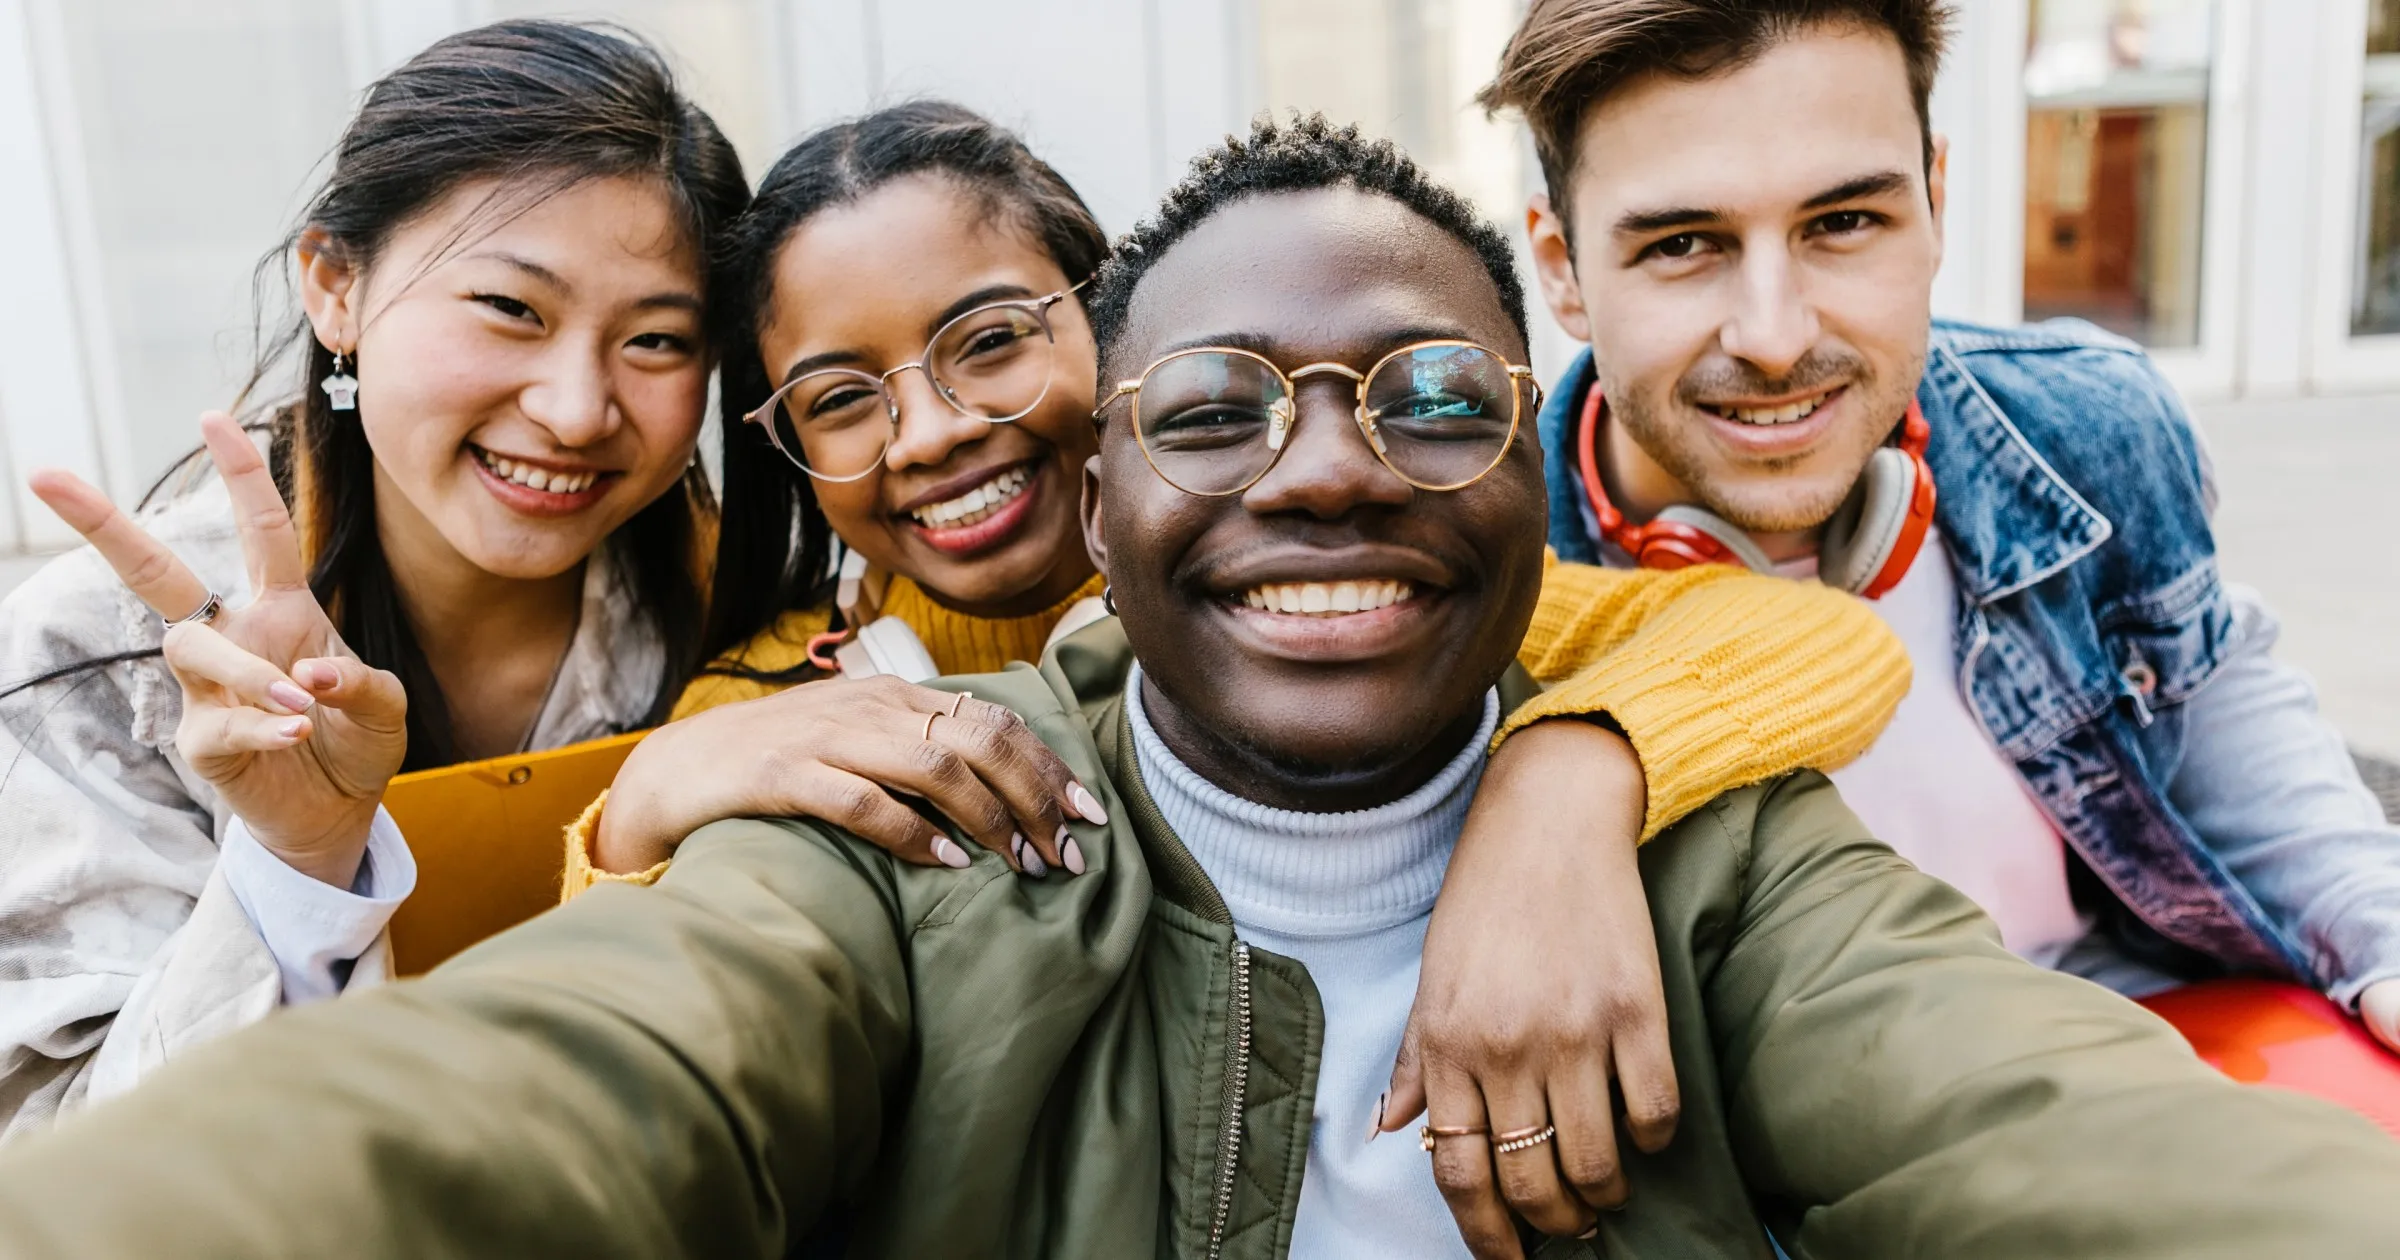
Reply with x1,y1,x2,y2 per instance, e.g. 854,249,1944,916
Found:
1126,666,1494,1260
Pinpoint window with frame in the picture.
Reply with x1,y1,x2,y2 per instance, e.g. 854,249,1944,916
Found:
2020,0,2216,348
2353,0,2400,335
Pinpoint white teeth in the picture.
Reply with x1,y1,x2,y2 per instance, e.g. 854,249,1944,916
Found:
478,450,598,494
1722,392,1830,426
1236,579,1417,618
910,465,1033,529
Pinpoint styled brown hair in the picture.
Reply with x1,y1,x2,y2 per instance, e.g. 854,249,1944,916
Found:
1480,0,1955,223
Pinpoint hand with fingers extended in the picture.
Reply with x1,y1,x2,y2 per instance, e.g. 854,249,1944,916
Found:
28,413,408,889
1371,717,1679,1257
594,673,1109,879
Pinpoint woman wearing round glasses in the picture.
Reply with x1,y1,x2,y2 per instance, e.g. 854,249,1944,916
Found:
563,105,1907,1234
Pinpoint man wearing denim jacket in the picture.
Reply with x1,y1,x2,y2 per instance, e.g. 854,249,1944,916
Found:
1488,0,2400,1045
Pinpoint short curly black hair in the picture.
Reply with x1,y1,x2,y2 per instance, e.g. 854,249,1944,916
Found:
1086,113,1529,366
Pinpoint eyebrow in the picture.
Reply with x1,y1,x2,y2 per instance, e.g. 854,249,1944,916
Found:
1611,169,1917,237
465,250,701,315
778,284,1047,386
1801,170,1914,210
930,284,1040,336
1142,324,1488,368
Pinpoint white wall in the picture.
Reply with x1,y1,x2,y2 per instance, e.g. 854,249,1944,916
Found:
0,0,107,548
0,0,1264,558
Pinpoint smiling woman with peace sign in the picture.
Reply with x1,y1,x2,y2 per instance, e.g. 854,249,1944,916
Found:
0,21,749,1139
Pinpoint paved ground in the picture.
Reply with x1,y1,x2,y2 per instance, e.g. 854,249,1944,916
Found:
2194,392,2400,820
2195,393,2398,762
2,394,2391,800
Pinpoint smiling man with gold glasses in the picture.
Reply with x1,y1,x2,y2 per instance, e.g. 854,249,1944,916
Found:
1099,337,1539,496
0,117,2393,1260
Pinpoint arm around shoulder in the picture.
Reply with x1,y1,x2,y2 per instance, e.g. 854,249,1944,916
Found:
1505,559,1909,837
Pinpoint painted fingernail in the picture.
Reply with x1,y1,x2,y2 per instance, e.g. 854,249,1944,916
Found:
1365,1092,1387,1144
277,718,307,741
1060,836,1086,876
1068,782,1109,825
1011,833,1047,878
930,836,971,869
267,681,313,714
294,659,337,689
1579,1226,1600,1239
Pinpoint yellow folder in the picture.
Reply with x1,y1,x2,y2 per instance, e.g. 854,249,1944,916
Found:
381,731,648,976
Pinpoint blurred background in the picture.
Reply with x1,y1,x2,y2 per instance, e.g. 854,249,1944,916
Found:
0,0,2391,764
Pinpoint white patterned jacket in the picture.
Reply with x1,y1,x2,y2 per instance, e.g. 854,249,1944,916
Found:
0,475,662,1139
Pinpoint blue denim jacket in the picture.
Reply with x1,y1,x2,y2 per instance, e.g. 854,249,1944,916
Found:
1540,318,2400,1003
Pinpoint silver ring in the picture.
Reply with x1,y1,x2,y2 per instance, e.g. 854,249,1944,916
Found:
162,591,223,632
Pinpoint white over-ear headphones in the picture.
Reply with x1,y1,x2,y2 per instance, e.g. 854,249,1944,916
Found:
1578,385,1938,598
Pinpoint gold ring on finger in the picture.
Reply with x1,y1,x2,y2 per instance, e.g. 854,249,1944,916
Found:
923,711,941,742
162,591,224,633
1493,1124,1557,1154
1419,1123,1488,1152
948,691,971,719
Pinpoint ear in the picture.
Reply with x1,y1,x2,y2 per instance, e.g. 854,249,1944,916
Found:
1926,133,1951,267
1526,194,1591,344
295,227,362,354
1079,452,1108,580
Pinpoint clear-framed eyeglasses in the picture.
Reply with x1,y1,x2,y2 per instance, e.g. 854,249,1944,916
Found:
1094,340,1542,497
744,287,1081,482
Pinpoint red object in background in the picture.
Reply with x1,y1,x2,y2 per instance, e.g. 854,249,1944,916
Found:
2139,979,2400,1138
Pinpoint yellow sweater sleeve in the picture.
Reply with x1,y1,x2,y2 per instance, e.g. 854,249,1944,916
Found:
1504,555,1911,842
559,609,832,902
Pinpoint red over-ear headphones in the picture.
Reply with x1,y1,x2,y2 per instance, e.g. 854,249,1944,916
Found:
1576,384,1936,599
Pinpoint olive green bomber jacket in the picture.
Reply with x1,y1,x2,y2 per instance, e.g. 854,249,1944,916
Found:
0,622,2397,1259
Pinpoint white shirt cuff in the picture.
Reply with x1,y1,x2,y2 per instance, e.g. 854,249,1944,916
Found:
219,807,416,1006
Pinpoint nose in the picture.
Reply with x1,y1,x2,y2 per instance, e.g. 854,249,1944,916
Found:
518,341,622,449
1239,380,1413,519
1717,244,1821,381
882,364,993,471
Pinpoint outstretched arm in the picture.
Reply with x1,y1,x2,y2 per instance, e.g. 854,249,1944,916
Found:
1718,774,2400,1257
0,818,913,1260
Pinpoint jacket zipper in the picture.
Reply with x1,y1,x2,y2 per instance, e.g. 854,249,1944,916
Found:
1205,939,1253,1259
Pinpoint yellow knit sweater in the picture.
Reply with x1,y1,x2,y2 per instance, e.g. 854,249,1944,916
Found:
669,573,1105,719
561,559,1908,897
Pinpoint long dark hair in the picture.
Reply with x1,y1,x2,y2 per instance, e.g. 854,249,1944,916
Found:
208,21,746,770
700,101,1109,681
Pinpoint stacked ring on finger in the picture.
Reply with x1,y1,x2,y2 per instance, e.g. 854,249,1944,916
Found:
923,691,974,742
1419,1124,1488,1152
1492,1124,1557,1155
162,591,224,632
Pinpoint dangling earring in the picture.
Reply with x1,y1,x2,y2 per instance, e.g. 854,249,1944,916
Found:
1101,584,1117,615
322,349,358,412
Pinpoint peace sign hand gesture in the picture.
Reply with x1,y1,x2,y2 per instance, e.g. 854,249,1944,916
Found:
30,412,408,888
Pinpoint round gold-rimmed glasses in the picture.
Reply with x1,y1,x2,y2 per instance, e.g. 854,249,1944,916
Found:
1094,340,1541,497
744,289,1079,483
